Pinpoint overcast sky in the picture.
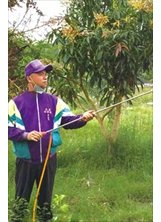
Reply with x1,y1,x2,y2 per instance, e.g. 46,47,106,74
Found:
8,0,66,39
34,0,66,18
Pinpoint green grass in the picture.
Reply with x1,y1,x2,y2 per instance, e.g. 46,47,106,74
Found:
8,88,153,221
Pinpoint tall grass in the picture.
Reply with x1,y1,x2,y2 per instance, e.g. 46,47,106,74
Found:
8,88,153,221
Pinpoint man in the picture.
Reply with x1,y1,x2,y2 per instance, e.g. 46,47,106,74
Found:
8,59,95,221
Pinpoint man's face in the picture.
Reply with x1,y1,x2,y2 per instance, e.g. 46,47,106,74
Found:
30,70,48,89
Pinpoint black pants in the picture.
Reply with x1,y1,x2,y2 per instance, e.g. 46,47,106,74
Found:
13,154,57,221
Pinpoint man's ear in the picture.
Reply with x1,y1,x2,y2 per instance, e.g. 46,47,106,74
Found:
27,76,32,82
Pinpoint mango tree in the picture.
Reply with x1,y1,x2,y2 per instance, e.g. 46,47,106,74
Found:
47,0,153,151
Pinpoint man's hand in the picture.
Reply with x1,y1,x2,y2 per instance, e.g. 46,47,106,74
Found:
26,130,43,141
81,110,96,122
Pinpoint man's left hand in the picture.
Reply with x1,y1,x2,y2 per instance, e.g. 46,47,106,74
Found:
82,110,96,122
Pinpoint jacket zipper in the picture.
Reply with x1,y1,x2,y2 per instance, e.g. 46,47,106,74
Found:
36,93,43,163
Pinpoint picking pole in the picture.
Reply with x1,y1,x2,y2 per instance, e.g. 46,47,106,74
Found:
45,90,153,134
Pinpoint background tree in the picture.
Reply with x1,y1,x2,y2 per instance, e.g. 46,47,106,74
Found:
48,0,153,150
8,0,62,99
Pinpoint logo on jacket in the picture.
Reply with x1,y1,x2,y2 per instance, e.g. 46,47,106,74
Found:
44,108,52,121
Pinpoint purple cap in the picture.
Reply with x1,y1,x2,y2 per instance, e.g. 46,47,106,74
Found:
25,59,53,77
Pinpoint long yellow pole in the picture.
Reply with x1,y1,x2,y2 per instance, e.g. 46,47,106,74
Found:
32,134,52,222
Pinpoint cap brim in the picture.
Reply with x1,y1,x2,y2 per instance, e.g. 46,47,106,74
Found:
44,64,53,73
34,64,53,73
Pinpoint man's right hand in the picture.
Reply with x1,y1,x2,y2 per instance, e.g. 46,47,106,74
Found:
26,130,43,141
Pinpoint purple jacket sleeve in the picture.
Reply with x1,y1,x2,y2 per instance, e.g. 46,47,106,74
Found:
8,126,27,141
61,114,87,129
